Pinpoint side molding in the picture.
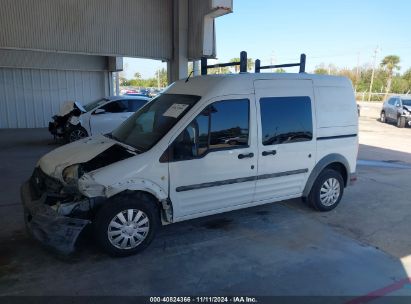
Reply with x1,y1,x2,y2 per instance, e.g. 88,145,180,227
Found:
302,154,351,197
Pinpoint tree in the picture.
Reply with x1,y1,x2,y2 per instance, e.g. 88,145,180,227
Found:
134,72,142,80
229,57,254,72
380,55,400,97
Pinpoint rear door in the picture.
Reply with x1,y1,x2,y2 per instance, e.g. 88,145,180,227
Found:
254,80,316,202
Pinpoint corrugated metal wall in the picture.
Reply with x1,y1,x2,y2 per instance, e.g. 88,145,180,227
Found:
0,0,173,60
0,68,108,128
188,0,212,60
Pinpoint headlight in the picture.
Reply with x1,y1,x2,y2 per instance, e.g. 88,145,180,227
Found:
78,174,106,197
69,116,80,125
62,164,80,184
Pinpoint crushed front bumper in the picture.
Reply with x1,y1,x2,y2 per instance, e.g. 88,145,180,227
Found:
21,181,90,254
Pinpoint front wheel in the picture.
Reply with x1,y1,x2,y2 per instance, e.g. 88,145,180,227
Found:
67,126,88,142
397,116,406,128
94,193,159,257
307,169,344,211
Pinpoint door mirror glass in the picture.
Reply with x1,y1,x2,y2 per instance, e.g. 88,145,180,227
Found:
94,108,106,115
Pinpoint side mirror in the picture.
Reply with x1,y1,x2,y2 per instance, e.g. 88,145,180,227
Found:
396,104,401,107
94,108,106,115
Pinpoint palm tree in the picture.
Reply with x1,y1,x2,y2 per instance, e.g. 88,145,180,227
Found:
229,57,254,73
380,55,400,98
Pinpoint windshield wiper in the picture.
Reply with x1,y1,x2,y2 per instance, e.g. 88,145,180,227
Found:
105,133,145,154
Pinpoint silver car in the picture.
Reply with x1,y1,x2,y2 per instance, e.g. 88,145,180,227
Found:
380,96,411,128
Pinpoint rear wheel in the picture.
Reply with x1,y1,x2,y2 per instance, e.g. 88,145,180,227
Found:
380,111,386,123
397,116,406,128
67,126,88,142
307,169,344,211
94,192,159,257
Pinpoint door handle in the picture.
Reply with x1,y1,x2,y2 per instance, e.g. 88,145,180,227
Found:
238,153,254,159
262,150,277,156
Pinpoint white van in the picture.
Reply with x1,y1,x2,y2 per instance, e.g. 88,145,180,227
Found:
21,73,358,256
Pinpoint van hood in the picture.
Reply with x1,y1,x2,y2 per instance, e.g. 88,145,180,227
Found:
38,135,117,179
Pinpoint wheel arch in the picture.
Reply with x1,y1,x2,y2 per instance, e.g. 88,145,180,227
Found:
303,154,351,198
105,179,172,224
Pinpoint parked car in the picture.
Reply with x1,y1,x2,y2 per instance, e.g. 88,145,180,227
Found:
48,96,150,142
22,73,358,256
380,96,411,128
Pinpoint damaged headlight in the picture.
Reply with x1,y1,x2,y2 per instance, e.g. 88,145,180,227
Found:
62,164,80,184
78,173,106,197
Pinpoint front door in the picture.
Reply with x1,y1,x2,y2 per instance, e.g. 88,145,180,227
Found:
89,100,129,135
254,80,316,202
168,96,258,220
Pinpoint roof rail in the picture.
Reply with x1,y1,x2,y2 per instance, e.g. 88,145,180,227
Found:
255,54,306,73
201,51,248,75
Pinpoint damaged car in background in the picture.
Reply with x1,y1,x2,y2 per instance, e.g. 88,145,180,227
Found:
49,96,150,142
380,96,411,128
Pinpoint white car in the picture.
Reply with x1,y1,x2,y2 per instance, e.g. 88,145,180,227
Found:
23,73,358,256
48,96,150,142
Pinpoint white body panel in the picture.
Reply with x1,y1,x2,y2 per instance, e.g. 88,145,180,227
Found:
253,79,316,201
169,94,258,219
38,73,358,224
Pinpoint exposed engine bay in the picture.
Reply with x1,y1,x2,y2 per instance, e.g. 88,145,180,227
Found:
22,140,136,253
48,101,85,138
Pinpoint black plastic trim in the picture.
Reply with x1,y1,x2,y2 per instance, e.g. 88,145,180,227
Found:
317,134,357,140
175,169,308,192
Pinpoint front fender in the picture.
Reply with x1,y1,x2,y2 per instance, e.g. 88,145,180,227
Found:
106,178,168,202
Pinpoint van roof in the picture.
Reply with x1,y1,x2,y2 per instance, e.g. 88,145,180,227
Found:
166,73,353,98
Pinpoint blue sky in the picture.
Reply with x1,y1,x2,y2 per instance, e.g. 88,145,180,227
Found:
123,0,411,79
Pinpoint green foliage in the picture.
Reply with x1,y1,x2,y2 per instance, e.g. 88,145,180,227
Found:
313,55,411,95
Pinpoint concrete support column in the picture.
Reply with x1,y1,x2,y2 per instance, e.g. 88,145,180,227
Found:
167,0,189,84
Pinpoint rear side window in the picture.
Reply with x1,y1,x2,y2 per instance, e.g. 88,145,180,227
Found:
171,99,249,161
260,96,313,145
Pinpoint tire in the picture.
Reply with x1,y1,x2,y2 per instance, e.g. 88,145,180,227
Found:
380,111,386,123
94,192,160,257
67,126,88,142
307,169,344,212
397,116,406,128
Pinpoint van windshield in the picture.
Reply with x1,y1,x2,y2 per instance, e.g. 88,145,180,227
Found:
111,94,201,152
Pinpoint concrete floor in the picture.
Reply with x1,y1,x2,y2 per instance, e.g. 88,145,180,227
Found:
1,109,411,298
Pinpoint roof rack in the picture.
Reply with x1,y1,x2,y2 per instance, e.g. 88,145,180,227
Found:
255,54,306,73
201,51,248,75
199,51,306,75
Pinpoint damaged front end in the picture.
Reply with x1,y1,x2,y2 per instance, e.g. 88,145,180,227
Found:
21,140,138,254
48,101,85,138
21,167,99,254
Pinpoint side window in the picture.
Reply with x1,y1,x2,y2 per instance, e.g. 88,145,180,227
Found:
171,99,249,161
388,98,396,106
260,96,313,146
100,100,128,113
128,99,147,112
396,99,401,107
